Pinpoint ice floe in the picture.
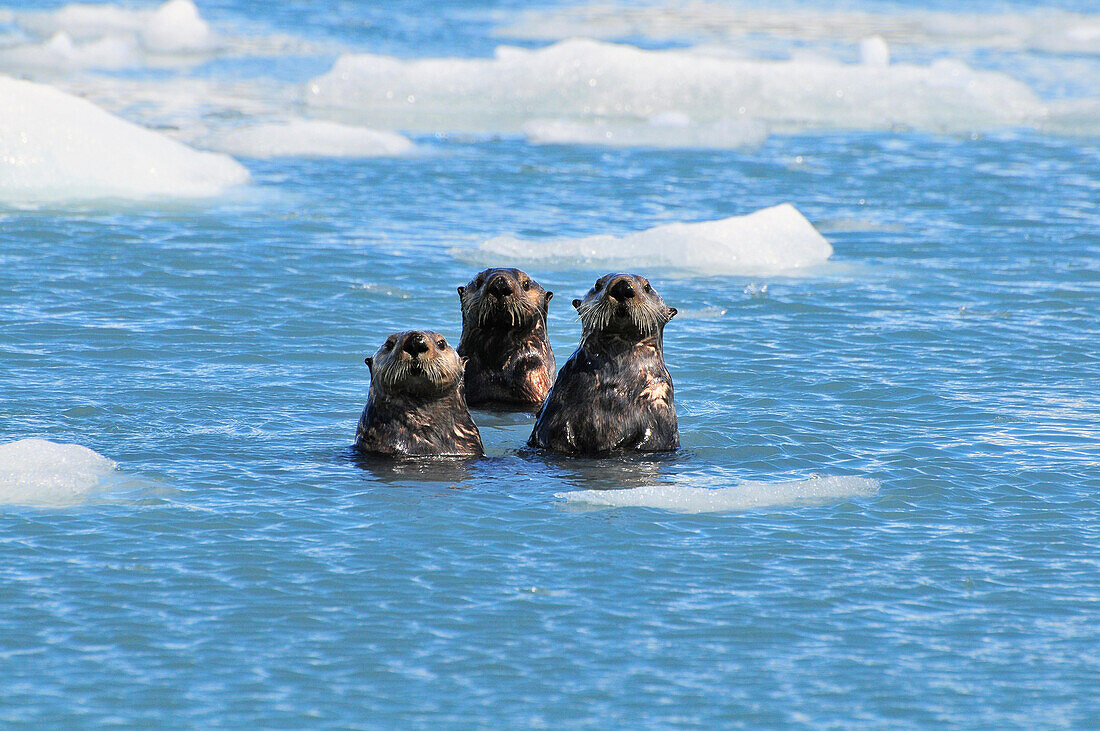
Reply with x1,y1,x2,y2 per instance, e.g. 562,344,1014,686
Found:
2,0,213,70
306,38,1046,139
140,0,213,53
0,75,250,206
859,35,890,67
0,438,118,508
0,30,141,71
523,115,767,149
1,0,319,72
558,475,879,513
200,119,414,159
463,203,832,275
1,2,1091,149
498,3,1100,57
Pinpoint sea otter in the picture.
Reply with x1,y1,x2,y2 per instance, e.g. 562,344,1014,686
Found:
355,330,483,457
529,273,678,455
457,267,555,409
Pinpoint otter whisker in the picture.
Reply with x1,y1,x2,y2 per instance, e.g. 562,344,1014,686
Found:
576,281,670,337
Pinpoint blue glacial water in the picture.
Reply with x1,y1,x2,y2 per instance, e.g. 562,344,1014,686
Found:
2,0,1099,726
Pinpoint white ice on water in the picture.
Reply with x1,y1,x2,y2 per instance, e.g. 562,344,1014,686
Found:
0,438,117,508
859,36,890,67
498,3,1100,56
140,0,213,53
1,0,213,70
467,203,832,275
307,37,1043,138
0,30,142,71
523,115,767,149
558,476,879,513
0,1,1093,160
0,0,329,73
201,119,415,159
19,0,210,46
0,75,250,205
0,0,1092,200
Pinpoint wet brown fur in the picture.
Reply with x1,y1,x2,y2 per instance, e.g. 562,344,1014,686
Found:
355,330,483,457
529,273,678,454
458,267,555,409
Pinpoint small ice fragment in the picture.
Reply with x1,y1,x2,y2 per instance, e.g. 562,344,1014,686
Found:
859,35,890,67
0,438,118,508
463,203,832,275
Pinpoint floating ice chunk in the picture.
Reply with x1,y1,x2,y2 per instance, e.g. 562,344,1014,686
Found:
42,29,75,56
1067,23,1100,43
306,38,1041,136
558,476,879,513
19,0,212,53
1038,98,1100,137
523,116,767,149
649,111,692,127
498,4,1100,56
202,119,414,158
0,30,141,70
464,204,832,275
860,35,890,67
20,2,146,41
8,0,320,73
672,305,728,319
0,438,117,508
0,75,249,206
141,0,212,53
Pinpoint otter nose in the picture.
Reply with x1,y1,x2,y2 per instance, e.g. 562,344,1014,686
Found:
609,278,636,300
402,332,429,356
488,275,514,298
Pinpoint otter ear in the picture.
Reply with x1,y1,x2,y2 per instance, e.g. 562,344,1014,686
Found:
544,291,554,304
364,356,373,373
667,307,678,321
572,298,582,310
457,286,466,298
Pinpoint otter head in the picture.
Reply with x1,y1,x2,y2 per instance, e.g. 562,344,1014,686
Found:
573,273,677,339
458,267,553,330
365,330,464,397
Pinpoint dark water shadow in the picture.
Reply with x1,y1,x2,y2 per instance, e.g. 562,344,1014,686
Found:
339,446,482,486
468,404,541,425
518,447,693,491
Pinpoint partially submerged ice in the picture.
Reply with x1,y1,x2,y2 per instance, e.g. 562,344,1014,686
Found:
0,438,118,508
467,203,833,275
306,38,1043,138
201,119,414,159
0,75,250,206
559,475,880,513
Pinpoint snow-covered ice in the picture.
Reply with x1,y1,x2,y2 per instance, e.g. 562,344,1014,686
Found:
0,75,250,206
465,204,833,275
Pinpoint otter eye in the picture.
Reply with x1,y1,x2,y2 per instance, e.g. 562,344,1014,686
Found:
473,277,483,288
644,282,652,294
594,279,603,291
522,280,531,291
383,340,395,351
436,338,447,349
